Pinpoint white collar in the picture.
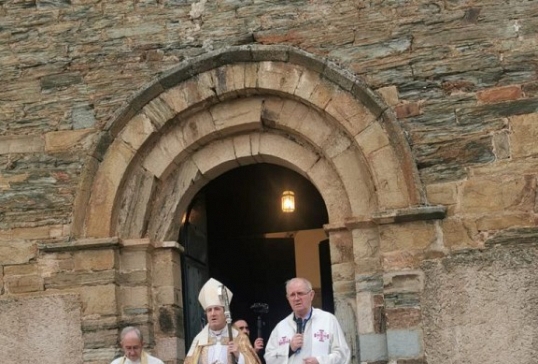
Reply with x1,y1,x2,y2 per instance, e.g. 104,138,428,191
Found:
209,327,226,337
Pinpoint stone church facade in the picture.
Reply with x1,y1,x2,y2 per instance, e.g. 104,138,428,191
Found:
1,1,538,364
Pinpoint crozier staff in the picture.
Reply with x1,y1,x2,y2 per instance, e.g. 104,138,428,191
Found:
185,278,261,364
264,278,350,364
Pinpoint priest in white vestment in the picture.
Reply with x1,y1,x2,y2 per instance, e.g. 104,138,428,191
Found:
110,326,164,364
264,278,350,364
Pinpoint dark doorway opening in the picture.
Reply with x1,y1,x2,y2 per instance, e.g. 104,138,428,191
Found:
181,163,330,351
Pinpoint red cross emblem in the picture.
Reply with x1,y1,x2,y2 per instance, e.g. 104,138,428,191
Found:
278,336,290,345
314,330,329,342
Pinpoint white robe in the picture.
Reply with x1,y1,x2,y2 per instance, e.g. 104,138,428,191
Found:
264,308,350,364
185,325,260,364
110,351,164,364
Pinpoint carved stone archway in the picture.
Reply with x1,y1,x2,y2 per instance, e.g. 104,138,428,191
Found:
71,45,441,363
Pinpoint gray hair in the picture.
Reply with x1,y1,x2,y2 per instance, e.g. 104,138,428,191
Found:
120,326,143,343
285,277,312,292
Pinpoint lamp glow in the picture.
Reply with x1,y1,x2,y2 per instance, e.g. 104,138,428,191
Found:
281,191,295,213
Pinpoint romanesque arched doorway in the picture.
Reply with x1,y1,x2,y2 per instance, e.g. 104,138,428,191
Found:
180,163,331,350
72,45,435,363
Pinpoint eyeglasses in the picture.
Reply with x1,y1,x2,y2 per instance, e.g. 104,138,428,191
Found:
287,290,312,299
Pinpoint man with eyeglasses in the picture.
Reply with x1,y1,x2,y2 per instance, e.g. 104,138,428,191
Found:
233,319,264,353
264,278,350,364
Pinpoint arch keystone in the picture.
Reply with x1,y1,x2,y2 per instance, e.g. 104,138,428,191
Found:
210,97,263,133
257,61,303,95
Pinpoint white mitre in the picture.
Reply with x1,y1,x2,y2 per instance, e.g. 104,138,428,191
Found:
198,278,233,309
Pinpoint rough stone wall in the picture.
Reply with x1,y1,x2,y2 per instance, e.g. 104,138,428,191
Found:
422,243,538,364
1,0,536,244
1,1,538,364
0,293,85,364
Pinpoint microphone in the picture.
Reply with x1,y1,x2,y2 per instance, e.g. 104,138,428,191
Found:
295,317,303,334
293,317,303,354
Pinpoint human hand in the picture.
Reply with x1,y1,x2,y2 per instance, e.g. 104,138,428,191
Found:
303,357,319,364
228,342,240,359
254,337,264,351
290,333,303,352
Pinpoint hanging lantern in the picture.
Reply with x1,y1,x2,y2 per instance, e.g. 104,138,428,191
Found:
281,190,295,213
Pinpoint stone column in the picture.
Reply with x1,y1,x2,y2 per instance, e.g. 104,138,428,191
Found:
374,206,446,364
39,237,120,362
346,219,388,364
325,224,360,364
118,238,155,345
108,238,185,363
377,218,436,364
152,241,185,364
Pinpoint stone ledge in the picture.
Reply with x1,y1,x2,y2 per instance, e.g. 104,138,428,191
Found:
339,206,447,230
121,238,151,248
372,205,446,225
154,241,185,252
39,237,120,252
344,216,377,229
485,227,538,246
323,221,348,232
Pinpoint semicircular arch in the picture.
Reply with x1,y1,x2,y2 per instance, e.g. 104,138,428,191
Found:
137,130,353,242
75,45,424,240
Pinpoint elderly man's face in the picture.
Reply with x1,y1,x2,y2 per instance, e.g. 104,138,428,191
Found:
121,331,143,361
206,306,227,331
234,320,250,335
286,279,314,318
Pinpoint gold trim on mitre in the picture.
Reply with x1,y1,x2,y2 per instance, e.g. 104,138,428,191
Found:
198,278,233,310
